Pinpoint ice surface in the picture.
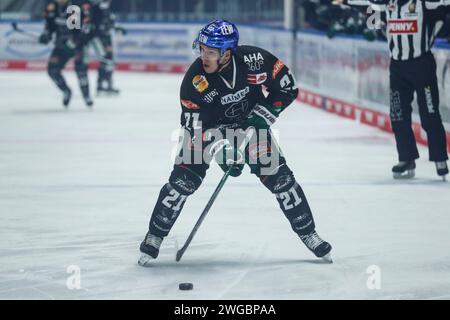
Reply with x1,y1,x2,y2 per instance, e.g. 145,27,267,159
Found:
0,71,449,300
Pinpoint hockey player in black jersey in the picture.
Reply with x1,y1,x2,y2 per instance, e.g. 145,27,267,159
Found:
39,0,95,107
138,20,333,266
91,0,122,95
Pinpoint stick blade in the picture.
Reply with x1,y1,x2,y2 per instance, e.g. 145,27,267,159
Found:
175,251,181,262
174,239,181,262
175,249,184,262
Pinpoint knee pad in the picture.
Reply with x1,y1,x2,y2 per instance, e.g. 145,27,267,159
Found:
260,163,295,194
168,165,205,196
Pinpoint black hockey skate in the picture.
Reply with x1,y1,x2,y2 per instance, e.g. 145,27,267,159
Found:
392,160,416,179
83,94,94,108
435,161,448,181
299,230,333,263
138,232,163,266
101,88,120,96
97,82,120,96
63,88,72,107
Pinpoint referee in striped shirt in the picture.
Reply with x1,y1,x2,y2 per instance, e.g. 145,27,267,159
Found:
368,0,449,179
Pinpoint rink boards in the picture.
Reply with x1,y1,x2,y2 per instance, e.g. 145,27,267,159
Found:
0,21,449,151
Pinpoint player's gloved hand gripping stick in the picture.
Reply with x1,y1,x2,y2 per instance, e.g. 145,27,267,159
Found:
215,143,245,177
244,103,281,130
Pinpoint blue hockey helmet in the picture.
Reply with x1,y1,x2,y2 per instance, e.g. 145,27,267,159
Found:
193,19,239,57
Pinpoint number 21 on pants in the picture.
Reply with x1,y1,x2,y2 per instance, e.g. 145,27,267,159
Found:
162,189,187,212
276,185,302,210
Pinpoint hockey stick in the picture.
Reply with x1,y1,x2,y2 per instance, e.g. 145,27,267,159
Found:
443,59,449,89
175,166,233,262
11,22,40,40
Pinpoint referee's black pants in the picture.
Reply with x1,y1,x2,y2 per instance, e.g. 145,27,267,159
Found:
389,51,448,162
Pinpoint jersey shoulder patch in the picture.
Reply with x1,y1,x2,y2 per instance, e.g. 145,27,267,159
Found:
181,59,203,90
272,59,285,79
185,60,210,93
192,75,209,93
180,59,210,105
236,46,271,84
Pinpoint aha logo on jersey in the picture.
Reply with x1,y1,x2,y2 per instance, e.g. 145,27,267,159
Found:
244,53,264,64
192,75,209,93
244,52,265,71
181,99,200,110
272,60,285,79
388,20,418,34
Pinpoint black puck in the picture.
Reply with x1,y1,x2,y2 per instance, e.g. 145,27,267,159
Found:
179,283,193,290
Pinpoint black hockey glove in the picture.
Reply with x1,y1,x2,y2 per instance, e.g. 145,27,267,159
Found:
215,143,244,177
63,39,76,54
38,32,51,45
243,103,280,130
115,26,128,35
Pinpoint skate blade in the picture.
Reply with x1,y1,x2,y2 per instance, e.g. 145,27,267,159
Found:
138,253,155,267
393,169,415,179
321,253,333,264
